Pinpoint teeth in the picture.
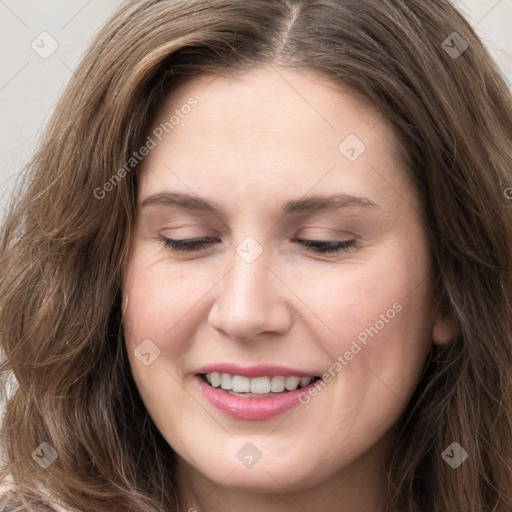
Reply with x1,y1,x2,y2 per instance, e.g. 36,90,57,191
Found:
204,373,315,394
270,376,285,392
300,377,312,388
232,375,250,392
250,377,270,394
285,376,300,391
210,372,221,388
220,373,232,390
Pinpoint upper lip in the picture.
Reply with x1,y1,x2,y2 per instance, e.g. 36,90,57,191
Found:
196,363,319,378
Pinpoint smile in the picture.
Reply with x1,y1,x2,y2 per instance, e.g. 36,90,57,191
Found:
203,372,317,395
195,366,321,420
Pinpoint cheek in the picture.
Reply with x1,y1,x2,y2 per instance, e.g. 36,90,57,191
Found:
305,245,433,399
122,257,202,442
305,261,430,343
290,265,433,460
123,255,205,357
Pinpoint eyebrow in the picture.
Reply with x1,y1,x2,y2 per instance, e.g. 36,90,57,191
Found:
141,192,382,215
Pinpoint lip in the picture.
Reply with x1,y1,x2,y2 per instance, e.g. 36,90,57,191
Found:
195,363,317,378
195,375,318,420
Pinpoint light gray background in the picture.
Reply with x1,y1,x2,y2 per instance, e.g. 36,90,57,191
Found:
0,0,511,211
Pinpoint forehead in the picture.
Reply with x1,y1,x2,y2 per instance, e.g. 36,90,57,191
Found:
137,66,416,215
155,67,387,142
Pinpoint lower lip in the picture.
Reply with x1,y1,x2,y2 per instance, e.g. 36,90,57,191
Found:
195,375,316,420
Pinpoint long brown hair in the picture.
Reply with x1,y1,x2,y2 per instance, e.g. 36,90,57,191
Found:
1,1,511,510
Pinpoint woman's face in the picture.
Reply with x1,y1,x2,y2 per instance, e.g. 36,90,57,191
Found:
123,67,455,504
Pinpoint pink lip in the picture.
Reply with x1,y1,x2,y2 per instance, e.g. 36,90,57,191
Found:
195,375,317,421
195,363,316,378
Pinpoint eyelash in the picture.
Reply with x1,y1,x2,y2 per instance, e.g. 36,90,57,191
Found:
160,236,356,255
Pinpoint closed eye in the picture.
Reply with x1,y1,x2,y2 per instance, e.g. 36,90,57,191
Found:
160,236,356,255
296,238,355,254
161,236,217,252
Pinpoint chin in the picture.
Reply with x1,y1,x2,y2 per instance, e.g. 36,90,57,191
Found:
181,447,327,494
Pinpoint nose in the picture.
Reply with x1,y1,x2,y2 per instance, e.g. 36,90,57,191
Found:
208,243,293,342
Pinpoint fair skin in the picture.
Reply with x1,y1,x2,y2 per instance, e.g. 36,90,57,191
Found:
123,67,458,512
